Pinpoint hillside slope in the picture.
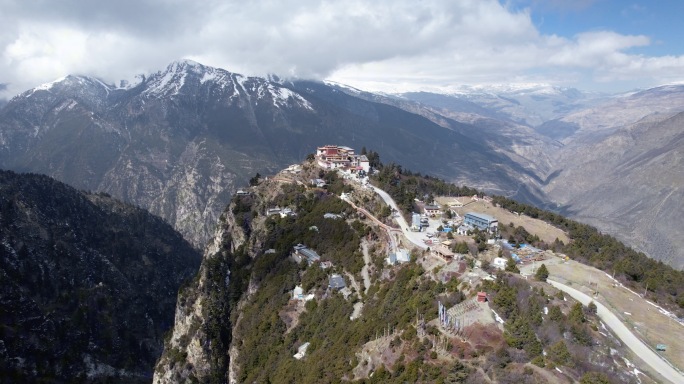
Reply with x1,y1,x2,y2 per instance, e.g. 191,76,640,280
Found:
0,170,202,382
544,111,684,268
154,161,650,384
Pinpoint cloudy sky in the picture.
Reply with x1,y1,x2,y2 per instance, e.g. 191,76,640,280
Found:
1,0,683,98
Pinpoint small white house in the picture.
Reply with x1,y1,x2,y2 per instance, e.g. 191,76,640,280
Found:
396,249,411,263
292,285,314,302
294,342,310,360
492,257,508,270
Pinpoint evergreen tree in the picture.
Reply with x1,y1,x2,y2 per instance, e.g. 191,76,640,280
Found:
587,301,597,314
568,302,586,323
249,172,261,186
548,305,564,322
535,263,549,281
579,372,611,384
505,257,519,273
547,340,572,366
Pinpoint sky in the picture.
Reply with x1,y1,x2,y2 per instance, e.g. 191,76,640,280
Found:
1,0,683,98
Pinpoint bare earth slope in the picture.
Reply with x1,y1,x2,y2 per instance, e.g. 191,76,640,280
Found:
544,111,684,268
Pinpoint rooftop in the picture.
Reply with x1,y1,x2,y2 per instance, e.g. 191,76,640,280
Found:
328,274,346,289
465,212,497,222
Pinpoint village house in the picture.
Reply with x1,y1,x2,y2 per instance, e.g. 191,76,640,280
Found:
285,164,302,174
464,212,498,232
293,244,321,265
432,245,455,261
266,207,282,216
310,178,326,188
328,274,346,290
280,208,295,218
292,286,314,302
423,204,442,217
294,342,310,360
492,257,508,270
323,213,343,220
387,249,411,265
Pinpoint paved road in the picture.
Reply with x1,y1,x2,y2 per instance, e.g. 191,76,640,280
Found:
370,186,427,250
548,279,684,384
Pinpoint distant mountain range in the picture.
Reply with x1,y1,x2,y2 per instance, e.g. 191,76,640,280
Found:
384,84,684,268
0,61,683,267
0,60,550,249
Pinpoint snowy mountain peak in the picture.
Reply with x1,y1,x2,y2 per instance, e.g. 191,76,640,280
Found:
20,74,113,100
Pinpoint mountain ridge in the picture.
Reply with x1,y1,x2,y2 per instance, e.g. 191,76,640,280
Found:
0,60,549,249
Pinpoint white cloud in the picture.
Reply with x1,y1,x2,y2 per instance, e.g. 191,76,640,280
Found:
0,0,683,97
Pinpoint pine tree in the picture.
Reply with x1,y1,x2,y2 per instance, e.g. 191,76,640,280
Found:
579,372,611,384
505,257,519,273
587,301,597,314
568,302,586,323
547,340,572,366
535,263,549,281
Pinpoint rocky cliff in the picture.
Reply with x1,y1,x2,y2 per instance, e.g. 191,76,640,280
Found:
0,170,202,382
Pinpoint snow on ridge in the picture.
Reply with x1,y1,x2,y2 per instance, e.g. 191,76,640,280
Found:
200,71,219,84
323,80,363,95
25,75,113,97
235,74,250,97
24,76,69,97
33,76,67,92
144,61,188,97
266,83,313,110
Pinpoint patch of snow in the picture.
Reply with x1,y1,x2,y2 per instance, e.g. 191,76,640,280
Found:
201,71,218,84
26,76,67,96
92,78,112,94
144,62,187,97
324,80,363,94
54,100,78,113
268,84,313,110
235,75,250,97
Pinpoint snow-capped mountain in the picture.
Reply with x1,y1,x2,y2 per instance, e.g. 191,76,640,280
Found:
0,60,547,247
4,60,683,268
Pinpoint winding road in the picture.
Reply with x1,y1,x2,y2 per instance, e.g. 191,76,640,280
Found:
367,183,684,382
367,182,682,383
548,279,684,384
370,186,427,250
